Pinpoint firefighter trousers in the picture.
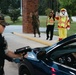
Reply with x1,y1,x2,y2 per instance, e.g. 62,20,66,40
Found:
58,28,67,41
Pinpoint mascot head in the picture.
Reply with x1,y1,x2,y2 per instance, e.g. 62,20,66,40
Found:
60,8,68,17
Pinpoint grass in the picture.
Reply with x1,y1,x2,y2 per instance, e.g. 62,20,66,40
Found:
39,16,47,27
68,22,76,35
5,16,76,36
5,16,22,25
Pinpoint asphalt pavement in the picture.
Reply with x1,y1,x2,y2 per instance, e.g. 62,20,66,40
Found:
3,25,58,75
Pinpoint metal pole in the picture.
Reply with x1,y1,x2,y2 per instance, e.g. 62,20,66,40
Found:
20,0,22,15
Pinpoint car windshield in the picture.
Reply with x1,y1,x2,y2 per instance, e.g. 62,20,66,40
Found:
51,41,76,69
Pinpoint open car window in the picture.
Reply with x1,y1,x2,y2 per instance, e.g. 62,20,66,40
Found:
50,40,76,69
55,52,76,69
50,41,76,59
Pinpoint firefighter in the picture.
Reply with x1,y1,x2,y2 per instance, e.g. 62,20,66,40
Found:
56,8,70,41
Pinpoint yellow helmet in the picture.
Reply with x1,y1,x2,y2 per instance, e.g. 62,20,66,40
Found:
60,8,66,11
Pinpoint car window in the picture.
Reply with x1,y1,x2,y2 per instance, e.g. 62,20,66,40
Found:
51,41,76,69
55,52,76,69
49,40,76,61
50,45,76,59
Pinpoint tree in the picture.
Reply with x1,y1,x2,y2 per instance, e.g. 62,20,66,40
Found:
8,8,20,23
45,8,52,16
38,0,59,15
38,0,47,15
8,0,20,23
58,0,76,16
0,0,10,14
0,0,20,22
0,0,20,15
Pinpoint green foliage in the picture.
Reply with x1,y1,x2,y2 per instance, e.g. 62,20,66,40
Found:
38,0,47,15
8,8,20,23
39,16,47,27
0,0,10,14
45,8,52,16
0,0,20,14
58,0,76,16
5,16,22,25
39,0,58,15
0,0,76,17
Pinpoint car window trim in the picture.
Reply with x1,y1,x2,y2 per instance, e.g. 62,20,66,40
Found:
53,61,76,71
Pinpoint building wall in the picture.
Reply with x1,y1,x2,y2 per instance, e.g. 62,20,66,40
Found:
22,0,38,33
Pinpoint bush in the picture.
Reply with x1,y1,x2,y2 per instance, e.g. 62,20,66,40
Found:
45,8,52,16
8,8,20,23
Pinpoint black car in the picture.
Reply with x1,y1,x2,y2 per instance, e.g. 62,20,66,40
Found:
15,34,76,75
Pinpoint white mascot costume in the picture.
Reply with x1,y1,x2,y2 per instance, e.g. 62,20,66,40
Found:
56,8,70,41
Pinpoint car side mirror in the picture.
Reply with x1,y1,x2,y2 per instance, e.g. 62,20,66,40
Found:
37,51,46,60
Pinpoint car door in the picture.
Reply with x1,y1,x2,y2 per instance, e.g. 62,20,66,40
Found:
46,37,76,75
51,61,76,75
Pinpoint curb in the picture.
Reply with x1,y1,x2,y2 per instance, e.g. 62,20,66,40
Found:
12,32,53,46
